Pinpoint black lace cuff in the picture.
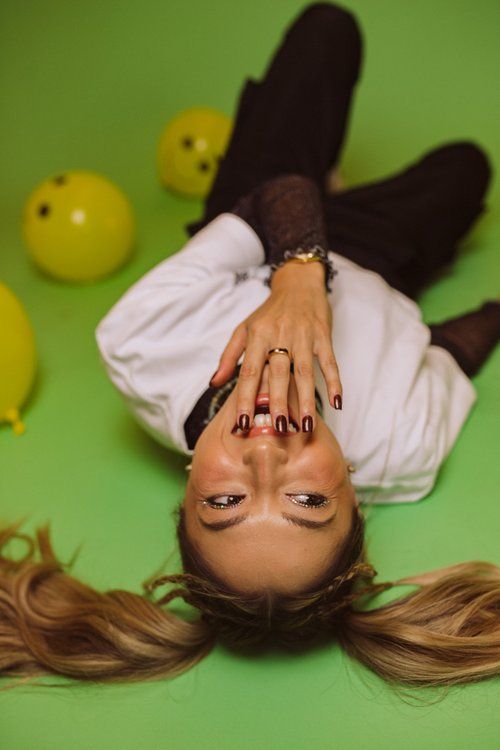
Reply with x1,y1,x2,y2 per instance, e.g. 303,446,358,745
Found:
265,244,337,293
231,173,336,293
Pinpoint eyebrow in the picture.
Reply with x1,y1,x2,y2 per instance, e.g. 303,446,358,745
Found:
198,512,337,532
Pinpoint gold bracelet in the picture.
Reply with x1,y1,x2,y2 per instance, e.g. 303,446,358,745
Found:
267,245,337,292
284,251,323,265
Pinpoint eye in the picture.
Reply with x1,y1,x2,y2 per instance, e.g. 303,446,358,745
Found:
287,494,329,509
203,495,245,510
38,203,51,218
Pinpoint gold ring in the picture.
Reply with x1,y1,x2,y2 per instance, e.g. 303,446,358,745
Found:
267,347,290,358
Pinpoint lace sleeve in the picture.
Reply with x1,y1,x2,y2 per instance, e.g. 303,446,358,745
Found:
231,173,336,291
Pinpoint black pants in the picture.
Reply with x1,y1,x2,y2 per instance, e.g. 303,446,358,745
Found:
185,2,492,300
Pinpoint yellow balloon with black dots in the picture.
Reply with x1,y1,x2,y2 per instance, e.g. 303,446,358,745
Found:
23,171,135,283
158,107,232,198
0,282,37,435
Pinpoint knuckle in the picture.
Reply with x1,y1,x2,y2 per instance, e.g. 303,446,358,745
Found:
295,360,314,378
298,315,314,332
315,320,330,338
248,322,265,339
274,312,288,329
316,324,329,339
239,362,259,380
230,327,245,345
322,353,338,370
270,361,289,378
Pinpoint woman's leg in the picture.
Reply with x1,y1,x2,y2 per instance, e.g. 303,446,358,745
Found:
428,301,500,377
185,2,363,237
323,141,492,298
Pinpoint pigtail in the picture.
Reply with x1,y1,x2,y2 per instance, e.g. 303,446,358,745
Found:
0,523,214,689
337,562,500,687
3,518,499,691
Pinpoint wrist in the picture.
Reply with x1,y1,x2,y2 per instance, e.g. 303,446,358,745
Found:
271,260,326,291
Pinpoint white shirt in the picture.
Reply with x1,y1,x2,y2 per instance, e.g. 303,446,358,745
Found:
95,212,477,505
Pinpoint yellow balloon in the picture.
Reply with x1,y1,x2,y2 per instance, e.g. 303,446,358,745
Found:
158,107,232,198
23,171,135,283
0,282,37,435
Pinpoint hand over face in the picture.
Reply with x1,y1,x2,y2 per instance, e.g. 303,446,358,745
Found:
209,262,342,434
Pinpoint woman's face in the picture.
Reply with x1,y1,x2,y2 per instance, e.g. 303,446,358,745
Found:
183,364,358,594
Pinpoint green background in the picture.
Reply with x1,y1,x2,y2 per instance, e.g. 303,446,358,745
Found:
1,1,499,748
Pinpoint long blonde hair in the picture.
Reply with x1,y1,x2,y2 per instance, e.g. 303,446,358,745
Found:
1,513,499,691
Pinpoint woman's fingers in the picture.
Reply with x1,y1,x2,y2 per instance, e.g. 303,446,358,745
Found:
209,324,247,387
268,352,290,433
293,346,316,433
316,339,342,410
235,333,268,431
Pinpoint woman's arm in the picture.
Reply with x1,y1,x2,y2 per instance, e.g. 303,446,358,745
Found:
231,172,336,290
212,260,341,434
95,212,266,452
211,174,342,433
96,211,265,377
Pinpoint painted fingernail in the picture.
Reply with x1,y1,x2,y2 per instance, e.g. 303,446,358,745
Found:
209,371,218,386
334,395,342,410
302,415,313,433
239,414,250,431
276,415,287,433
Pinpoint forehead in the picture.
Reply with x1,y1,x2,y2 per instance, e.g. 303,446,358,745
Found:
182,501,357,594
197,529,337,594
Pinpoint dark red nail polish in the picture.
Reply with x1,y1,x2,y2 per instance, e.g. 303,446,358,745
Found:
302,415,313,433
239,414,250,431
209,371,218,386
276,415,287,433
334,395,342,410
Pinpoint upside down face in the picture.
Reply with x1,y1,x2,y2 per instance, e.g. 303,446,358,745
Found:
183,364,358,594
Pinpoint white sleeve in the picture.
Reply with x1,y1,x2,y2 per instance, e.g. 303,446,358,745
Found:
94,213,265,451
109,212,265,297
368,345,477,504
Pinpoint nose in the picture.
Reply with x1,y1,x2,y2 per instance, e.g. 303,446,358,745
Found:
242,439,288,474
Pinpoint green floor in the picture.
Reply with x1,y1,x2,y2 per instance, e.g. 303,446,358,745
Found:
1,1,499,748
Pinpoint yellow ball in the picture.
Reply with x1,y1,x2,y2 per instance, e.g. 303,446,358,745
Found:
0,282,37,435
158,107,232,198
22,171,135,283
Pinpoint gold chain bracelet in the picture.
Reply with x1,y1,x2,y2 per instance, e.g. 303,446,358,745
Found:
284,251,324,265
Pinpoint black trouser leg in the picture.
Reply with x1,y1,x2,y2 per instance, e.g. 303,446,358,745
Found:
185,2,363,236
428,301,500,377
323,141,492,297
